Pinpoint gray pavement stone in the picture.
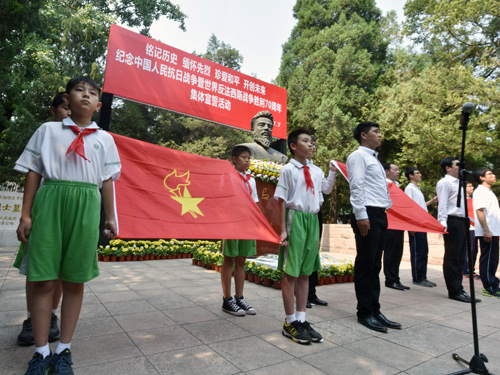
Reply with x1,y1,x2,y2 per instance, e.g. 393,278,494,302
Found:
95,290,143,303
258,331,337,357
301,346,399,375
78,357,160,375
183,319,252,344
343,337,434,371
128,325,203,355
102,299,158,316
246,358,327,375
73,316,124,340
163,306,222,325
209,336,294,372
148,345,240,375
225,313,282,335
114,311,177,333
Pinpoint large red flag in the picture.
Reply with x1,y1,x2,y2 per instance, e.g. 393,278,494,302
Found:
111,133,280,242
332,161,445,233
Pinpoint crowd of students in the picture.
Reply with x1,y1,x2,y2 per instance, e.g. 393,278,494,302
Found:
13,78,499,374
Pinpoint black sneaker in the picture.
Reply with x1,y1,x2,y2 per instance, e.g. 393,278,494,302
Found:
18,318,35,346
282,319,312,344
301,320,323,342
49,313,60,342
235,295,256,315
222,297,245,316
24,352,52,375
52,349,73,375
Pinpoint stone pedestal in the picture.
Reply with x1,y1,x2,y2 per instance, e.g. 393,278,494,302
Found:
255,180,282,255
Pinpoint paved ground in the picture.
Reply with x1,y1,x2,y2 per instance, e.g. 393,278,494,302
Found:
1,246,499,375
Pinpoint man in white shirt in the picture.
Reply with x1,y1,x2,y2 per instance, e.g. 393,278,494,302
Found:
472,168,500,298
404,167,438,288
347,121,401,333
383,163,410,291
436,157,480,303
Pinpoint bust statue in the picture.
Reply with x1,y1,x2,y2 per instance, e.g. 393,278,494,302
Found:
239,111,288,163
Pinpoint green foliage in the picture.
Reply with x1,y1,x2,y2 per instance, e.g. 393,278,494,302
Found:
201,34,244,71
277,0,389,219
1,0,186,184
404,0,500,79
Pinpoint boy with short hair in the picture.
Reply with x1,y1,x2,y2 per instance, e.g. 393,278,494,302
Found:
221,145,259,316
16,77,121,374
274,129,323,344
472,168,500,298
14,92,70,347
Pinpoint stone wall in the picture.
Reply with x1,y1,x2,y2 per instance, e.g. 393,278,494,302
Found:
321,224,451,267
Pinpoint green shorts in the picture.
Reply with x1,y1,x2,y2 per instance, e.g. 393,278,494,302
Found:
278,209,320,277
27,180,101,283
13,242,29,275
222,239,256,257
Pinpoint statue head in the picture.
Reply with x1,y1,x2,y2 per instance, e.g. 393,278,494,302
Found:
250,111,274,148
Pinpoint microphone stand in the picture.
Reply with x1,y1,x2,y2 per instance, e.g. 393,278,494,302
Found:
448,103,493,375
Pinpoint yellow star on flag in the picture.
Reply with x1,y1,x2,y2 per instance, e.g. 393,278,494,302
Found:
171,186,205,217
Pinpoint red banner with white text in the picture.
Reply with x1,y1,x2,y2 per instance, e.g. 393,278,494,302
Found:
103,24,287,139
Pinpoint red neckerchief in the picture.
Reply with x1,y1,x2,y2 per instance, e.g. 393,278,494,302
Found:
238,173,252,195
303,165,315,195
66,126,97,162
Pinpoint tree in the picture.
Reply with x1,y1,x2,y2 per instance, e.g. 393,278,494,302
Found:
201,34,244,71
376,47,500,205
404,0,500,79
0,0,186,183
277,0,389,221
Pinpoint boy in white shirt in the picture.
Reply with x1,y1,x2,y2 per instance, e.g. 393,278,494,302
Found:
274,129,324,344
221,145,259,315
16,77,121,374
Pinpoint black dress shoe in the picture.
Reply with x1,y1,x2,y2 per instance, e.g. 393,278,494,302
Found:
374,312,402,329
397,281,410,290
449,291,481,303
309,297,328,306
385,282,406,291
357,314,388,333
306,301,312,308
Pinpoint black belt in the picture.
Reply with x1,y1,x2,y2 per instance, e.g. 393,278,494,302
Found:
448,215,467,221
366,206,389,213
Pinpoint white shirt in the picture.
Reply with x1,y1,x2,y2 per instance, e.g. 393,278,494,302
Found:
436,174,465,227
405,183,428,212
274,158,323,214
386,178,399,187
238,171,259,203
14,118,121,188
346,146,392,220
308,159,336,195
473,184,500,236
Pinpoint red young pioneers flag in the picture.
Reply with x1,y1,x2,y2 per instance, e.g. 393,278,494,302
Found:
332,160,445,233
111,133,281,242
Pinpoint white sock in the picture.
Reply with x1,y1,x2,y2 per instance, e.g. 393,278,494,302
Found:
27,311,31,319
296,311,306,323
52,309,57,316
35,343,50,359
55,342,71,355
286,314,296,323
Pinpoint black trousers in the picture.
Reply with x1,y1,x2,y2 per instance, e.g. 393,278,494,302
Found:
409,232,429,282
383,229,404,284
351,207,387,317
463,231,478,275
308,211,323,299
443,216,467,296
478,236,500,293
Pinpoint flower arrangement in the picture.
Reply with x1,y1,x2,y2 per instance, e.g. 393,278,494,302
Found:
98,239,221,261
249,158,284,184
270,269,284,281
257,265,273,279
244,261,257,274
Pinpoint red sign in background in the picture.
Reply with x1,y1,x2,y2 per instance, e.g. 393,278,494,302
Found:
103,24,287,139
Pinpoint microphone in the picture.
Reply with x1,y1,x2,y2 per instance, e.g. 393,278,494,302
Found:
460,102,475,127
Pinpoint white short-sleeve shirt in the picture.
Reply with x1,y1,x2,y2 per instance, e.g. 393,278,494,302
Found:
238,171,259,203
473,184,500,236
405,183,428,212
274,158,323,214
14,118,121,188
